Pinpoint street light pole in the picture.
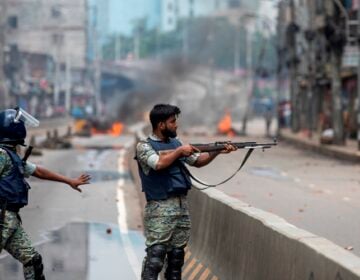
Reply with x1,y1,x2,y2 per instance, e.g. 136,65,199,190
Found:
0,0,9,109
357,5,360,149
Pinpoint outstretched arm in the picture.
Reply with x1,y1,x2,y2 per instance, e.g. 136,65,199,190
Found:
32,166,91,192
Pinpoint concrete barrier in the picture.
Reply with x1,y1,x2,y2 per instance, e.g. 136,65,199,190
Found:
188,187,360,280
133,125,360,280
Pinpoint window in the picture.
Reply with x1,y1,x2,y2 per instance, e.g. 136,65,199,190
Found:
51,6,62,18
228,0,240,8
315,0,323,14
8,16,18,29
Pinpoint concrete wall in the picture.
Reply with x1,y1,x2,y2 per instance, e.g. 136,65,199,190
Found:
188,187,360,280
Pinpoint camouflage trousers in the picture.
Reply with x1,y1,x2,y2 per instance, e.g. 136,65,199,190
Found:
0,210,39,280
144,195,191,249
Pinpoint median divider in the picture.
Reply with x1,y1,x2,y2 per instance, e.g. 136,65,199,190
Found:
132,126,360,280
188,186,360,280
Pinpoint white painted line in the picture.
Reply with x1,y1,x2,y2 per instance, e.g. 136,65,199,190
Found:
281,171,288,177
294,178,301,183
308,184,315,189
117,149,142,279
343,197,351,202
324,189,333,195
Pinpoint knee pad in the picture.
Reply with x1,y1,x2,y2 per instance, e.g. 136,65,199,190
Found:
24,253,45,280
146,244,167,272
165,248,185,280
167,248,185,267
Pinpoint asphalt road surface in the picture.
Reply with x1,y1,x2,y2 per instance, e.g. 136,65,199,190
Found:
183,128,360,257
1,127,360,280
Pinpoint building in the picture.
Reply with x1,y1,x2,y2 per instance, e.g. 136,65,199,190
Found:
6,0,87,69
1,0,92,116
277,0,359,144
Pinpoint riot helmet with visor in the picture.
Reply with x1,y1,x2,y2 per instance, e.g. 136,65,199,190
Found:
0,108,40,145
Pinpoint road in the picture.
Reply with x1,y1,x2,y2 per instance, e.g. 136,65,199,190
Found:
183,121,360,257
1,124,360,279
0,135,144,280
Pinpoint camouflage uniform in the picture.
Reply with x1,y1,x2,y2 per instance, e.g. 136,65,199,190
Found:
0,147,39,280
136,134,199,249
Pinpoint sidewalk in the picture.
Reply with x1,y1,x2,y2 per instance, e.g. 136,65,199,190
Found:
279,128,360,163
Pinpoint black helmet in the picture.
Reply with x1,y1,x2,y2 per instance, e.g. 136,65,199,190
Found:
0,109,27,145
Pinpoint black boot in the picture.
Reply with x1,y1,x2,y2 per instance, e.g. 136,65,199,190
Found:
164,248,185,280
24,253,46,280
141,244,167,280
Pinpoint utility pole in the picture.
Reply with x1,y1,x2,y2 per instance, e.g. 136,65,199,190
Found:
92,6,101,117
289,0,300,132
115,34,121,61
306,0,315,138
357,4,360,149
65,42,72,114
241,25,253,135
53,34,61,108
330,3,345,145
234,20,240,73
0,0,9,109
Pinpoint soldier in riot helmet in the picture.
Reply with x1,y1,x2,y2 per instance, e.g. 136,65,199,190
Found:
136,104,236,280
0,108,91,280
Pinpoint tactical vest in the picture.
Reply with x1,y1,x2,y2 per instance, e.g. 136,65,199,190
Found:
0,146,30,207
137,138,192,201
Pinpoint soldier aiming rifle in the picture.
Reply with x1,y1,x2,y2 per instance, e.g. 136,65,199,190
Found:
135,104,276,280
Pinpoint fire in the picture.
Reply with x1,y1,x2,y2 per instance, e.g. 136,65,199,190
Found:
217,111,235,137
91,121,124,136
109,122,124,136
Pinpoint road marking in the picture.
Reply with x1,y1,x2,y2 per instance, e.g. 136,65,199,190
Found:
183,259,197,277
117,149,141,279
281,171,288,177
199,268,211,280
308,184,315,189
343,197,351,202
294,178,301,183
188,263,203,280
185,251,191,262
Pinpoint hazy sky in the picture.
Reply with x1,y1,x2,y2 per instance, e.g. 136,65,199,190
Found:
107,0,278,35
109,0,158,35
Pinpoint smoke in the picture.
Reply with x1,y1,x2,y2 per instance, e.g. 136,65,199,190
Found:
105,56,246,133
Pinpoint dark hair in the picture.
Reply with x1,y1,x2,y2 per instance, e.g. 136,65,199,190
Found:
150,104,181,130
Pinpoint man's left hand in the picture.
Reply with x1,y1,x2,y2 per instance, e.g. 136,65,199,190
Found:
220,143,237,154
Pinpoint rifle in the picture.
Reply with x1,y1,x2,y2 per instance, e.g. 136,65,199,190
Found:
181,139,277,189
190,139,277,153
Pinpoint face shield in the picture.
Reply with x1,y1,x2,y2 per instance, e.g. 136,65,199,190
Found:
14,108,40,128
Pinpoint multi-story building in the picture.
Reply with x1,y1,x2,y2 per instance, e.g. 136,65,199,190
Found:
6,0,87,69
277,0,359,144
1,0,91,116
5,0,87,68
